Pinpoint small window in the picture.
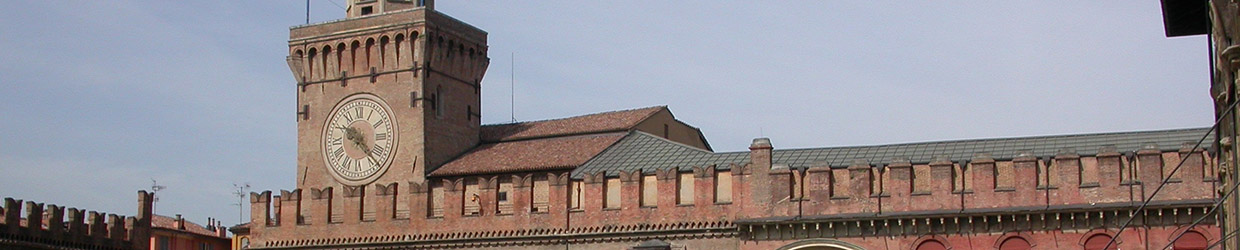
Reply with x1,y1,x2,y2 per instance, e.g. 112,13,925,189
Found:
532,175,550,212
157,236,171,250
429,182,444,217
641,175,657,207
463,179,480,215
715,171,732,203
604,177,620,209
570,181,584,210
360,6,374,15
497,176,513,215
678,173,694,205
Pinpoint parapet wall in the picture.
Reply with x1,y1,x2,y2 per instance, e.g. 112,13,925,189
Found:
247,143,1219,248
0,191,153,250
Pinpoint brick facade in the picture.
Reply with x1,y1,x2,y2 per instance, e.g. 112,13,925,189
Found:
240,1,1223,249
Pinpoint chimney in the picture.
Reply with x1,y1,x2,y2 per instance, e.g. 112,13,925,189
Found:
174,214,185,230
749,138,773,171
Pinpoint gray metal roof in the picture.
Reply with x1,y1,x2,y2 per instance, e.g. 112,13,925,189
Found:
573,127,1213,178
572,131,749,178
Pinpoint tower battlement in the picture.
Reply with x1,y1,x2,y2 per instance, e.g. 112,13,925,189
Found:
0,191,153,250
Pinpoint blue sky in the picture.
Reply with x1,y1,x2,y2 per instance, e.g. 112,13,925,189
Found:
0,1,1211,227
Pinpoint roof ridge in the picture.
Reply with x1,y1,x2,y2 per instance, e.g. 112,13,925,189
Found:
764,127,1212,152
481,105,666,127
629,130,715,154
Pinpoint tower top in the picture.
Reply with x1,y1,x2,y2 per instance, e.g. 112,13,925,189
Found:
346,0,434,18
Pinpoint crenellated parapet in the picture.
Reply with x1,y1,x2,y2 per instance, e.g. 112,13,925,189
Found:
0,191,152,250
246,132,1221,249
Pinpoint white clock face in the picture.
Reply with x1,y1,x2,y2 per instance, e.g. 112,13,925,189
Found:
321,94,397,186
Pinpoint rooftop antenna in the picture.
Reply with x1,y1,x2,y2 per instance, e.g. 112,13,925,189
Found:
150,179,166,213
510,52,517,123
305,0,311,24
232,183,251,225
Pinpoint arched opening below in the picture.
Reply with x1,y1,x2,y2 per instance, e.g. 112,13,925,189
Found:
1000,237,1032,250
916,240,947,250
1173,231,1209,250
1083,234,1117,250
777,239,865,250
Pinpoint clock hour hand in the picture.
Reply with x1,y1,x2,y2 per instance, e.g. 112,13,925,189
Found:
352,141,381,166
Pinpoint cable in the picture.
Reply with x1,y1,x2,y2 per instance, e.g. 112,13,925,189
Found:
1161,168,1240,249
328,0,347,10
1206,227,1240,249
1102,100,1238,250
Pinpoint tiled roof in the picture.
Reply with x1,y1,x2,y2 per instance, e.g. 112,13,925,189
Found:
480,106,665,142
430,133,628,176
575,127,1212,178
151,215,226,239
573,132,748,178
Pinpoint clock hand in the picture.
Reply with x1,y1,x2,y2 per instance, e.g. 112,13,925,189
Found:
352,140,382,166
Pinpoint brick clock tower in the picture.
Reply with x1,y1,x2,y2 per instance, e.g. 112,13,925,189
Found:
286,0,487,203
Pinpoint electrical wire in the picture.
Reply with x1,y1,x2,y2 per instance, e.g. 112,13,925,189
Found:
1161,166,1240,249
1206,226,1240,249
1102,100,1239,250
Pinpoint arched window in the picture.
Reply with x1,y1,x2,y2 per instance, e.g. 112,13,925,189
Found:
1173,231,1209,250
335,43,345,75
350,41,361,73
410,31,420,62
915,240,946,250
365,38,375,70
999,237,1031,250
394,34,404,67
379,36,389,68
321,45,331,78
1083,234,1117,250
307,48,317,80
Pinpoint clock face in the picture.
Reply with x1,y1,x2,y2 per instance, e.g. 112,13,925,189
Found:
321,94,397,186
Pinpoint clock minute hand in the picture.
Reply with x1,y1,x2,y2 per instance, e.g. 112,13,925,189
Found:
354,142,381,166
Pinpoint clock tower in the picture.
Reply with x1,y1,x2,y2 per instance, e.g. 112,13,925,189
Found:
286,0,488,193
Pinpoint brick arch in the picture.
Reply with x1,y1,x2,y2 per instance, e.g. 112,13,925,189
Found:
909,235,952,250
775,239,864,250
1168,226,1213,250
993,232,1036,250
1082,233,1117,250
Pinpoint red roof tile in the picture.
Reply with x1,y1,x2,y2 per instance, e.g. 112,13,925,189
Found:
151,215,226,239
480,106,664,142
430,133,627,176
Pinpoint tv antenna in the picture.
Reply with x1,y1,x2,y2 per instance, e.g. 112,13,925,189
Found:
510,52,517,123
232,183,251,225
150,179,166,213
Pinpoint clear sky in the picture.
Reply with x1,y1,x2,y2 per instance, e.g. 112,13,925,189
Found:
0,1,1212,227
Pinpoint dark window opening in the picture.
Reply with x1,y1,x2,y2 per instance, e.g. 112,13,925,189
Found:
360,6,374,15
497,192,508,202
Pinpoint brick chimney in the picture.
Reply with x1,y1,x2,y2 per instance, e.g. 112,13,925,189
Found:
174,214,185,230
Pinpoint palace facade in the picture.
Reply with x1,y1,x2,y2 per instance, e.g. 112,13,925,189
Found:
240,1,1222,249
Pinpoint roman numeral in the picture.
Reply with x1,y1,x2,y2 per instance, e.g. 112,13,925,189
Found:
355,107,363,120
331,147,345,160
375,132,388,141
373,145,388,159
327,137,342,146
373,119,386,128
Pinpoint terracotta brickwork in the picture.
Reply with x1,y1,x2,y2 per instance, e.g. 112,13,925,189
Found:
245,137,1222,249
244,1,1224,249
0,191,152,250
